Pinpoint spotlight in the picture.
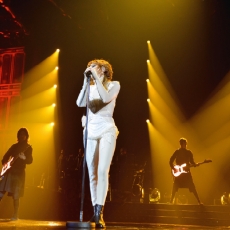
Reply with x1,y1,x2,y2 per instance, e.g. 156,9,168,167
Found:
53,84,57,88
147,60,150,63
146,119,150,123
50,122,55,126
56,49,60,52
48,222,59,226
149,188,160,203
146,79,149,82
52,103,56,107
147,99,150,102
55,66,59,70
147,40,150,44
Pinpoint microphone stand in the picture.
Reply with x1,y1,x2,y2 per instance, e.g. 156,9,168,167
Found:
66,77,95,228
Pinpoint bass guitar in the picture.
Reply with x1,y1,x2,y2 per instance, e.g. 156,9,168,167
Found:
0,145,31,181
172,159,212,177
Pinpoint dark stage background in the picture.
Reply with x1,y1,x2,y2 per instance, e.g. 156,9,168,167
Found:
1,0,230,204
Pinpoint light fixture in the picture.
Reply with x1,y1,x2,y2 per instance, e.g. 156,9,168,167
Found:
221,192,230,205
149,188,160,203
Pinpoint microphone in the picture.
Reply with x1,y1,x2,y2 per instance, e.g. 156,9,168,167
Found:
85,70,92,78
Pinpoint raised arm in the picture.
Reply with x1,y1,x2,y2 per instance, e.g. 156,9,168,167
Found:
90,66,120,103
76,75,88,107
95,80,120,103
77,63,120,106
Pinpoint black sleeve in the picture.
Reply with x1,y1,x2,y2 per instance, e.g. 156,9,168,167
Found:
169,151,177,168
25,145,33,165
1,145,14,165
189,150,196,166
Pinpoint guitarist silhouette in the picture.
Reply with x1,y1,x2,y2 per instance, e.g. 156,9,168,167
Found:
0,128,33,220
169,138,205,205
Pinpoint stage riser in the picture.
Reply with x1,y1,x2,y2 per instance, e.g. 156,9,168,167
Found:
104,216,230,226
1,188,230,227
104,203,230,226
141,210,230,219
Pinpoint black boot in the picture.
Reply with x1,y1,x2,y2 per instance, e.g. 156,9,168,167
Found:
89,205,96,223
95,204,105,228
11,199,19,221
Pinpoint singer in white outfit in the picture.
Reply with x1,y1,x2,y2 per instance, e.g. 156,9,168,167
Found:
76,59,120,228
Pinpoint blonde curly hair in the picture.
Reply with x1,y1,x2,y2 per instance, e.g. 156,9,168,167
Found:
87,59,113,81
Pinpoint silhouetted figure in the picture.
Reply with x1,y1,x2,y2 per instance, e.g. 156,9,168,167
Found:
116,148,134,192
76,148,84,171
0,128,33,220
58,149,65,176
169,138,202,205
57,149,67,191
66,153,78,177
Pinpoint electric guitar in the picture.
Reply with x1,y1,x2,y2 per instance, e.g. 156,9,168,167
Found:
172,159,212,177
0,145,31,181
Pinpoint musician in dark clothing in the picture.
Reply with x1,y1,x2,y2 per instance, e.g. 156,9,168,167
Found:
169,138,202,205
0,128,33,220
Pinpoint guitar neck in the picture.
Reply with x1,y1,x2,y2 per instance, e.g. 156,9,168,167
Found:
11,145,31,164
11,155,19,164
190,161,210,167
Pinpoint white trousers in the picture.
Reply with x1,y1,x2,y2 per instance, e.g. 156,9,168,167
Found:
86,131,116,206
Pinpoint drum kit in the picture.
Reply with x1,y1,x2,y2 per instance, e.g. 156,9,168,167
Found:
59,149,148,203
131,168,145,197
109,158,147,202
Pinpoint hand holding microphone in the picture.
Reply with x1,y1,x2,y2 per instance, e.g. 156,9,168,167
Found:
84,66,93,78
85,70,92,78
83,65,98,86
83,67,92,86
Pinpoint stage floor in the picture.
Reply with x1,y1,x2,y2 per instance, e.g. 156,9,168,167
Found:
0,219,229,230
